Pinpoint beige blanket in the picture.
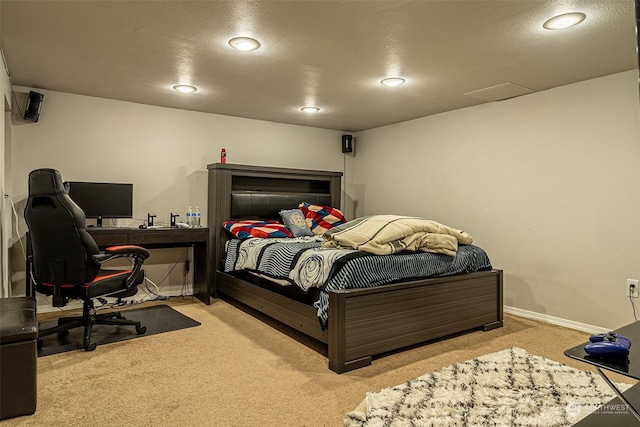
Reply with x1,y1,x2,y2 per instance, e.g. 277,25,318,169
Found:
322,215,473,256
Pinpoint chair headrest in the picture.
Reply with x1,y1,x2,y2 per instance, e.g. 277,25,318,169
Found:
28,168,69,196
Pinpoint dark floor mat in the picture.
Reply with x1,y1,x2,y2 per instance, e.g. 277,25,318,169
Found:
37,304,200,356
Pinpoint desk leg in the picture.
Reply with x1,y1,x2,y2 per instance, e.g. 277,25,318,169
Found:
596,366,640,422
192,242,210,305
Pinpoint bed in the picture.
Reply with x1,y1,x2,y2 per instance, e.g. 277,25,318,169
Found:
207,163,503,373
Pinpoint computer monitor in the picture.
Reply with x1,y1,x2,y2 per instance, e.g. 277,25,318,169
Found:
67,181,133,227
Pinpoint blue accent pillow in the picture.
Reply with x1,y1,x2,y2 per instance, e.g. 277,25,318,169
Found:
280,209,313,237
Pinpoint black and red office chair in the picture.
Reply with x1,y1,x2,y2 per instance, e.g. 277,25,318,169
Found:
24,168,149,351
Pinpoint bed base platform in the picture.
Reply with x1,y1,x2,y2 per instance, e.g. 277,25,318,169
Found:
217,268,503,373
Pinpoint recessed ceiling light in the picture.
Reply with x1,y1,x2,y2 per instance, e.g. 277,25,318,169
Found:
173,84,197,93
301,107,320,113
380,77,406,87
229,37,261,51
543,12,586,30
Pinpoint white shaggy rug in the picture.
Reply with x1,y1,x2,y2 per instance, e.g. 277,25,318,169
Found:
345,347,632,426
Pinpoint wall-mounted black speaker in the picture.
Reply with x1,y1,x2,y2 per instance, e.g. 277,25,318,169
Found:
342,134,353,153
23,91,44,122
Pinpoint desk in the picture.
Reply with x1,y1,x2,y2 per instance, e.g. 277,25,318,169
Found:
565,321,640,426
26,227,212,305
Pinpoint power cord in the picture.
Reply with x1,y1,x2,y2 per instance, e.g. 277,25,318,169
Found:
132,216,171,228
4,194,26,260
144,276,167,299
153,247,188,288
629,295,638,322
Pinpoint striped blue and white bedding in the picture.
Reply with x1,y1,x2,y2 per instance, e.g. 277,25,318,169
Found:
224,237,492,329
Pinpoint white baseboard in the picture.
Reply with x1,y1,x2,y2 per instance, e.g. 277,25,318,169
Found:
504,305,608,334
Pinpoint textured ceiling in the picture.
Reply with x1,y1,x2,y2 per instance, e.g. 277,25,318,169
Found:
0,1,636,132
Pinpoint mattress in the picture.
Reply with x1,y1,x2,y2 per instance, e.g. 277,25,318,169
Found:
223,237,493,328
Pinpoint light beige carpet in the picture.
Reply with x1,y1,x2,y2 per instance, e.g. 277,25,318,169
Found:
2,298,636,427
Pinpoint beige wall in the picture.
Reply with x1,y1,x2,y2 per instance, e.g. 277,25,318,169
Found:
351,70,640,330
8,71,640,330
9,91,345,301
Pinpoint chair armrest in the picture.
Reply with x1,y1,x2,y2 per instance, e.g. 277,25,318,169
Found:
93,245,150,264
104,245,150,259
92,245,150,290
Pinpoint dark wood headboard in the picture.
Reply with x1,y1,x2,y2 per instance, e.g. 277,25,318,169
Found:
207,163,343,271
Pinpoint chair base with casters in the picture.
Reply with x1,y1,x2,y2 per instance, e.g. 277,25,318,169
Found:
37,297,147,352
34,246,152,352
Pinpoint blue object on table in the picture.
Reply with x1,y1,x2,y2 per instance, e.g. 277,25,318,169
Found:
585,332,631,358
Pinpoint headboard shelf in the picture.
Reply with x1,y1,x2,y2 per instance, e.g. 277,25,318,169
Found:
207,163,343,294
231,176,331,194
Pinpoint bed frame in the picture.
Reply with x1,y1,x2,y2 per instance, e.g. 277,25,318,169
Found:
207,163,503,373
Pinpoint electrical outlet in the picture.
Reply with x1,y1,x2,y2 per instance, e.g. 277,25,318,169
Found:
627,279,639,298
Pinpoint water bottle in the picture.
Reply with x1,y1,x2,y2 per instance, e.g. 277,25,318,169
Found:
194,206,201,228
186,206,193,228
221,148,227,164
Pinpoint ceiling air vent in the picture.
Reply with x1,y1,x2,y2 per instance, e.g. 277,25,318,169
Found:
463,82,535,102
